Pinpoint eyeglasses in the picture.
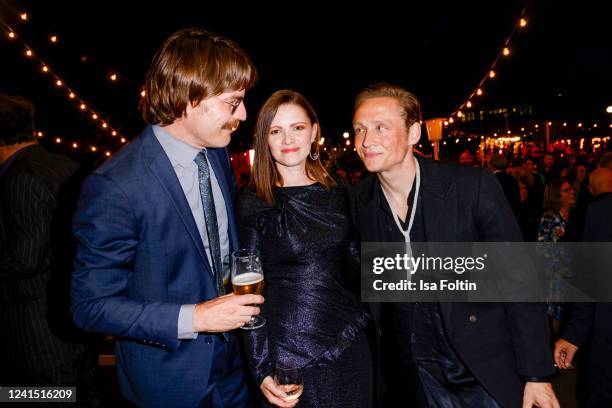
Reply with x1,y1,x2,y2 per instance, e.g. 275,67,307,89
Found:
221,97,244,114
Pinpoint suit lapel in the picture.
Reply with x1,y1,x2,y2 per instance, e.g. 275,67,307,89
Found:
141,127,214,280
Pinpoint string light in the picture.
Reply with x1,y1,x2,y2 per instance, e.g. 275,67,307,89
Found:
447,5,530,123
72,143,78,148
140,90,146,98
3,21,127,146
55,137,61,143
37,131,43,137
110,74,117,81
20,13,28,21
91,146,97,152
105,151,111,157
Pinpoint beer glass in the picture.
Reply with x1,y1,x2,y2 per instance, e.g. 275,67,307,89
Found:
231,249,265,329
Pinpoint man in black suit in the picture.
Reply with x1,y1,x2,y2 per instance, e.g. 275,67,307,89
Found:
488,153,521,219
0,93,102,405
351,83,558,407
555,167,612,407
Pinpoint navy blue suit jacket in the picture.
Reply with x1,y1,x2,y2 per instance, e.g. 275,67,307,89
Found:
71,126,240,407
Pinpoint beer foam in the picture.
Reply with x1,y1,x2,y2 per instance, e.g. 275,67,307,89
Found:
232,272,263,285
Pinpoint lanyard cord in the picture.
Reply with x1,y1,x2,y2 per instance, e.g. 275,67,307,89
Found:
380,156,421,244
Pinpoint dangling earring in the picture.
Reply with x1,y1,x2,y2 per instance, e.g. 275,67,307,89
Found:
309,150,319,161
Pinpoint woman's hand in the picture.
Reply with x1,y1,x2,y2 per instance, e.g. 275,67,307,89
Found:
260,376,300,407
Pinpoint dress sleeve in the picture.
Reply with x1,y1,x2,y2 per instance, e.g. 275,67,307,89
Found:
235,189,273,385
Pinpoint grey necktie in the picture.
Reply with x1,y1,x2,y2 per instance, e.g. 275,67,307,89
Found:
194,150,225,296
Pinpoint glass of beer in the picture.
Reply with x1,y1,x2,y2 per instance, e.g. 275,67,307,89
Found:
231,249,265,329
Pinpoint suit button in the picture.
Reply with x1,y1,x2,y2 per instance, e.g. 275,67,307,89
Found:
205,336,213,344
468,314,477,322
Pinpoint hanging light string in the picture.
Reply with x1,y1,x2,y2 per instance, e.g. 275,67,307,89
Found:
9,9,141,88
448,0,531,122
33,129,116,157
3,21,129,149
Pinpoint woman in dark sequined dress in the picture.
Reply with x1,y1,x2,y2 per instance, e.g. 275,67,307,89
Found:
236,90,372,408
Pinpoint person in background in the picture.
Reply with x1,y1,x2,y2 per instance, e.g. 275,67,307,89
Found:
0,93,103,406
541,153,559,183
598,151,612,169
537,178,578,336
459,149,474,166
554,167,612,407
488,153,521,219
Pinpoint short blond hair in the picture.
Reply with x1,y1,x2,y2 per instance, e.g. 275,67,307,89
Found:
354,83,422,129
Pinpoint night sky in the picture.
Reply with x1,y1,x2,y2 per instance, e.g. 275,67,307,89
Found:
1,0,611,156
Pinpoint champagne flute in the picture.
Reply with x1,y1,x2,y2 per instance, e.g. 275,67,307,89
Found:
231,249,265,329
274,361,304,403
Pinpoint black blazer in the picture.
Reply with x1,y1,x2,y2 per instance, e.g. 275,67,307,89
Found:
0,144,94,386
562,193,612,404
352,157,554,408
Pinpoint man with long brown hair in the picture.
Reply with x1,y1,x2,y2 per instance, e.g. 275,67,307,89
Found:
71,28,261,407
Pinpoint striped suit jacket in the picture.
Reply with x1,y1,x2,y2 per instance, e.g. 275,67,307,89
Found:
0,144,98,389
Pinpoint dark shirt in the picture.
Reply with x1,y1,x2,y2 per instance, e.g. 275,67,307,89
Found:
377,175,499,407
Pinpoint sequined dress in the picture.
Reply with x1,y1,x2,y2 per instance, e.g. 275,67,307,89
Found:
236,183,373,408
